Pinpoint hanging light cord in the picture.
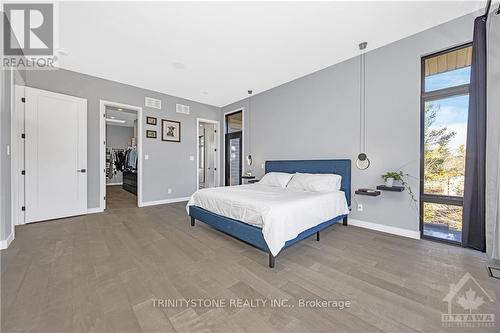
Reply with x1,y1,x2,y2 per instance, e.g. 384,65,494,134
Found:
359,44,366,153
248,91,252,154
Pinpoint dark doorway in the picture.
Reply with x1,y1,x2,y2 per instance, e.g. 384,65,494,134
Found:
224,110,243,186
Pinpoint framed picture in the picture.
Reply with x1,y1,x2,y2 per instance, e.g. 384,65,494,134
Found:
146,130,157,139
146,116,157,125
162,119,181,142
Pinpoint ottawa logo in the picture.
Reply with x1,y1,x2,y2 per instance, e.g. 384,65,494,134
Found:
442,272,495,328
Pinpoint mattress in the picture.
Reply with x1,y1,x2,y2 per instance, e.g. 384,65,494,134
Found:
187,184,349,255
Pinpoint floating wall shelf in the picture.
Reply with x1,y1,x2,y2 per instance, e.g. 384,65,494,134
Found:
376,185,405,192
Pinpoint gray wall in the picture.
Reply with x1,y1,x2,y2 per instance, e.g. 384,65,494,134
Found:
222,12,477,233
26,69,220,207
486,12,500,260
106,125,134,150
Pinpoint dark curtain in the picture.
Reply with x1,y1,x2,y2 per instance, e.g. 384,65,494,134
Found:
462,16,487,251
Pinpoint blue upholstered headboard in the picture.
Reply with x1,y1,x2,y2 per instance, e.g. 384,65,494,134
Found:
265,159,352,207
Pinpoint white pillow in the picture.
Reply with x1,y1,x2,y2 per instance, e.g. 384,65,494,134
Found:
258,172,293,188
287,173,342,192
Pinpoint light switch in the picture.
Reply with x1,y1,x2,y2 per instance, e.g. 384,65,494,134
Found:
261,163,264,169
189,155,194,161
7,145,10,156
145,154,149,160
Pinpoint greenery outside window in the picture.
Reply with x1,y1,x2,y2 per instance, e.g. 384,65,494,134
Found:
420,43,472,244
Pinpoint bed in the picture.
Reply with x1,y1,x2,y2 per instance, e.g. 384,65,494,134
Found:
187,159,351,267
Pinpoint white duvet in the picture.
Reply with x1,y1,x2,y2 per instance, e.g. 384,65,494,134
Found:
186,184,349,256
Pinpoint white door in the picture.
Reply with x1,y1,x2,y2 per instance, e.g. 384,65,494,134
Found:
25,87,87,223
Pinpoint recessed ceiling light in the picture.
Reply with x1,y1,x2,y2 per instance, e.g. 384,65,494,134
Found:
56,48,69,56
117,108,122,111
106,118,126,124
111,116,115,119
172,62,186,70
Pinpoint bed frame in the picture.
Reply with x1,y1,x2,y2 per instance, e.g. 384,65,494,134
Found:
189,159,351,268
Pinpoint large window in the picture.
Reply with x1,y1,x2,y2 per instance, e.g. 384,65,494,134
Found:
421,44,472,244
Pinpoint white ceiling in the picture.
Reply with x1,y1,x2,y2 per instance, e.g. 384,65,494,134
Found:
57,1,486,107
106,108,137,127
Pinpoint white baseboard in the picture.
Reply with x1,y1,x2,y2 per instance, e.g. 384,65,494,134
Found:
106,183,122,186
87,207,104,214
348,218,420,240
0,231,15,250
140,197,191,207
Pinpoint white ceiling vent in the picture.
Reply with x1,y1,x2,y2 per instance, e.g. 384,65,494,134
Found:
145,97,162,109
176,103,190,115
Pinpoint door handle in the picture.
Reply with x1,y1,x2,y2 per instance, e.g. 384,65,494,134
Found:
77,169,86,173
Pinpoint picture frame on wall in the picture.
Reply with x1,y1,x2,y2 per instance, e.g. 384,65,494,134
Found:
162,119,181,142
146,116,157,125
146,130,157,139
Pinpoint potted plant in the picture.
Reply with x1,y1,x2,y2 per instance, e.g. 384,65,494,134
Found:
381,171,403,187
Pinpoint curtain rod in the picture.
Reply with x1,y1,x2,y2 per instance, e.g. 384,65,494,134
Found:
484,0,492,18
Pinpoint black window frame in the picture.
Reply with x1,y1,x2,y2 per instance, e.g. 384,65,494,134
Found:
224,110,243,186
419,42,472,245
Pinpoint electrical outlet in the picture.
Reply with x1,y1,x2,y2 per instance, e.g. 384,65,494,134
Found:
168,188,172,194
357,204,363,212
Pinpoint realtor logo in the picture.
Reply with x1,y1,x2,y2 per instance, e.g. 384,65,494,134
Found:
2,3,57,70
442,272,495,328
3,3,53,55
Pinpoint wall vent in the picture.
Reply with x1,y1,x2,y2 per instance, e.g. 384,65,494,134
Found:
176,103,190,115
145,97,162,109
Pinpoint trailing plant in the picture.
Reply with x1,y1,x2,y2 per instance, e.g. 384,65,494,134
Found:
381,171,417,204
381,171,404,182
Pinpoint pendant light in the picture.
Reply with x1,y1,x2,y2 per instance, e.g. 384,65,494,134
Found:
246,90,253,172
356,42,370,170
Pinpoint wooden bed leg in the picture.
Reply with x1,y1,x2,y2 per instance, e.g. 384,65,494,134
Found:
269,253,275,268
343,216,348,226
316,231,320,241
190,217,195,226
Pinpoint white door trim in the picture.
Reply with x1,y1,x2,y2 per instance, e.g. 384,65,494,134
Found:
222,108,245,186
8,73,19,245
12,84,26,226
196,118,220,190
99,100,143,211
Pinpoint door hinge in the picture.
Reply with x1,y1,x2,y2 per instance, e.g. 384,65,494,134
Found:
214,168,217,171
21,97,25,103
21,170,25,175
21,206,25,211
104,196,106,200
214,148,217,152
21,133,25,139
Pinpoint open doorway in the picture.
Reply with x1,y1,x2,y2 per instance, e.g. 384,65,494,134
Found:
105,106,138,209
100,100,143,210
197,118,220,190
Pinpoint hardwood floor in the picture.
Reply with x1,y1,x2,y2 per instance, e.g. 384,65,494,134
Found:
105,185,137,210
1,201,499,332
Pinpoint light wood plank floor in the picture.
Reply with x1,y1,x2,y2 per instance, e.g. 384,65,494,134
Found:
1,201,499,333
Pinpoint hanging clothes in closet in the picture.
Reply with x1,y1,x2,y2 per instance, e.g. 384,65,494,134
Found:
124,146,138,171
